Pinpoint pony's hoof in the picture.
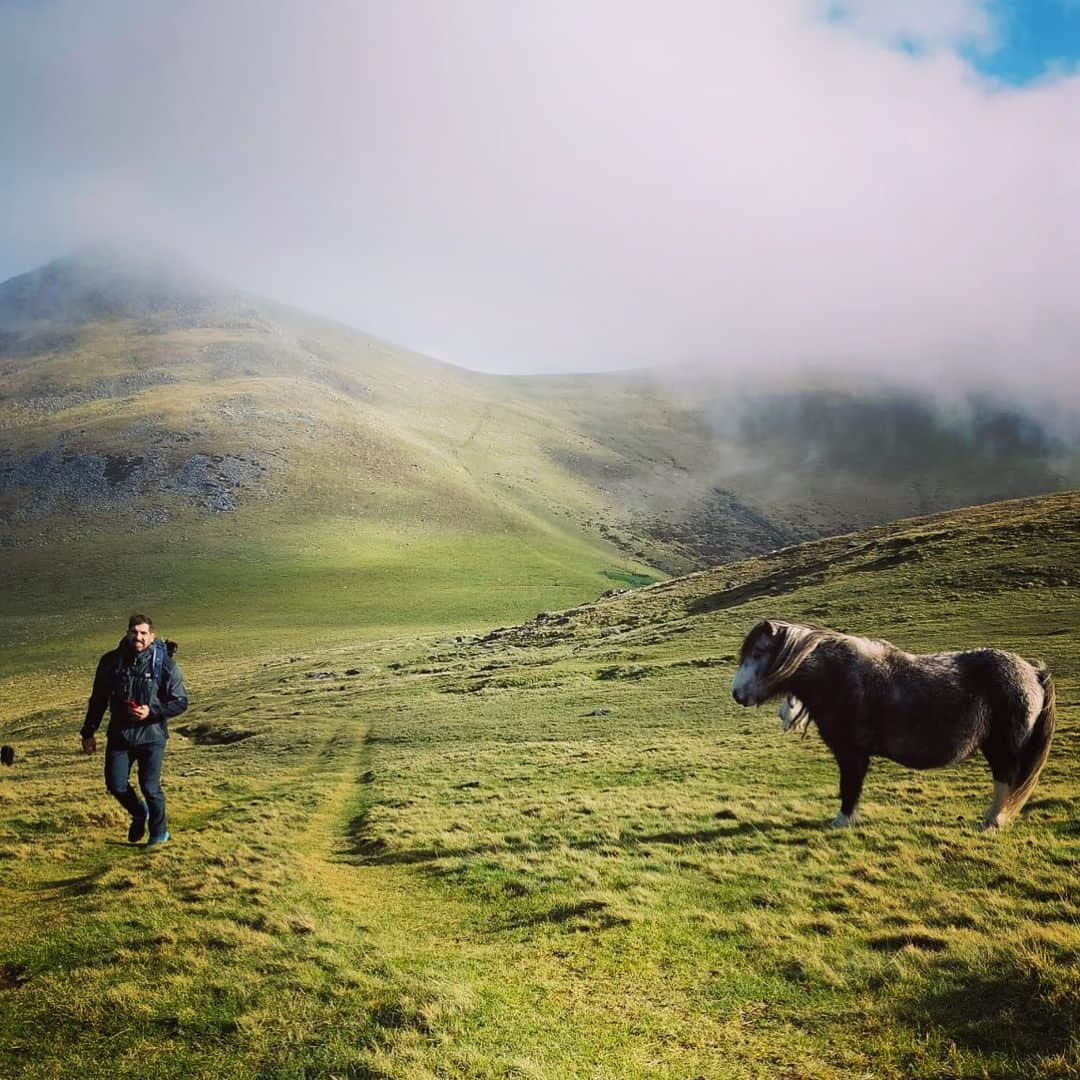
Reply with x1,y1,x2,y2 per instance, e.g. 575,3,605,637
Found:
979,817,1005,833
830,812,858,829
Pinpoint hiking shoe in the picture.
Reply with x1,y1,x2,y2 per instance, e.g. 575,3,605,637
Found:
145,831,171,849
127,814,147,844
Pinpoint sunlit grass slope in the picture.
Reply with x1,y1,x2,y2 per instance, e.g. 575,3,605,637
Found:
0,286,663,684
0,491,1077,1078
0,503,656,704
5,251,1079,584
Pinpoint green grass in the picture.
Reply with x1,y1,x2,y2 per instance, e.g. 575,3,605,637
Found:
5,297,1079,588
0,505,656,686
601,568,658,589
0,492,1078,1077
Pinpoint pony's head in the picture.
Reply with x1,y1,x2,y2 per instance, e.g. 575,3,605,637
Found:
731,619,827,706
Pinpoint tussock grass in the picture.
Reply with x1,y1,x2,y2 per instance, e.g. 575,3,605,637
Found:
1,492,1078,1077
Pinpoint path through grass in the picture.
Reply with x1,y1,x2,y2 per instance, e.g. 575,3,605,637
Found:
1,493,1078,1077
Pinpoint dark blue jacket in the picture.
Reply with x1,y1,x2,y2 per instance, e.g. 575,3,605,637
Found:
81,638,188,744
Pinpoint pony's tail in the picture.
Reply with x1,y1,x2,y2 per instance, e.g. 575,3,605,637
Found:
1003,668,1056,819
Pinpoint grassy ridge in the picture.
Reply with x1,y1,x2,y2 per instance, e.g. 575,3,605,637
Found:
5,257,1079,582
0,492,1077,1077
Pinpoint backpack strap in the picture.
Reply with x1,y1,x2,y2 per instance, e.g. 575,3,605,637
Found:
150,638,166,686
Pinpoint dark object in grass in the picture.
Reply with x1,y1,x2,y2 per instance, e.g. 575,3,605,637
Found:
0,745,13,766
596,665,645,680
731,619,1055,831
175,723,255,745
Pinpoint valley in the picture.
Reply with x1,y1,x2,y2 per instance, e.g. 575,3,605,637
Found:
1,490,1076,1077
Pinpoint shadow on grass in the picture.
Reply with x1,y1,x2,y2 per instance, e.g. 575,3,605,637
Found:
897,956,1077,1064
632,818,827,846
35,867,110,897
341,810,825,867
503,898,631,932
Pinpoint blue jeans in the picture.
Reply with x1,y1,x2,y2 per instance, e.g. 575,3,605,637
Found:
105,739,167,838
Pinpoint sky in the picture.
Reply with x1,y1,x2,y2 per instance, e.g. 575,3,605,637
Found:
1,0,1078,380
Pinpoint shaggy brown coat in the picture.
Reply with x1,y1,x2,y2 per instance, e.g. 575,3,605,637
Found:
731,619,1055,828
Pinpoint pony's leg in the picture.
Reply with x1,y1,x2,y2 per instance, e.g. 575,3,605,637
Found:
980,781,1010,832
979,740,1016,831
831,750,869,828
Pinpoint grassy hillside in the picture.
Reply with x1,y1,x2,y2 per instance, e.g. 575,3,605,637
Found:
0,258,669,675
1,491,1076,1078
3,252,1079,595
506,369,1080,565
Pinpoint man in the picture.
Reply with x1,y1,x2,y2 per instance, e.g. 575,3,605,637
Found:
81,614,188,848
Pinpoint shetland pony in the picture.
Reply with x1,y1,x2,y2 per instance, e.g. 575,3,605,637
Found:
732,620,1055,829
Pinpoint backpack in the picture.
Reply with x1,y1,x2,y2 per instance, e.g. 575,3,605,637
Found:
150,638,179,684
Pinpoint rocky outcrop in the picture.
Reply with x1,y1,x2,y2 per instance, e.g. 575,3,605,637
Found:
0,431,283,521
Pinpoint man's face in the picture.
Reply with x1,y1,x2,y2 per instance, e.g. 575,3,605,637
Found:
126,623,154,652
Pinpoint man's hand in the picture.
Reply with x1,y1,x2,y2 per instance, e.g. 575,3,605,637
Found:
128,704,150,721
81,735,97,755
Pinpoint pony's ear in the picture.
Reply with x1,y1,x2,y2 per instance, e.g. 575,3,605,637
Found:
763,619,780,639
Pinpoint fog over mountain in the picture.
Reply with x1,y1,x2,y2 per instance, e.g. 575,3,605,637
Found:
0,247,233,329
2,2,1078,386
2,249,1077,577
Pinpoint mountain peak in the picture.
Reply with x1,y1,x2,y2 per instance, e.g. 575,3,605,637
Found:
0,245,234,329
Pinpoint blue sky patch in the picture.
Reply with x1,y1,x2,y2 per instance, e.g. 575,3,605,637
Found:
827,1,1080,85
973,1,1080,84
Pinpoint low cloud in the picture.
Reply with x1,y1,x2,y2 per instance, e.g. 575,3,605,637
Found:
1,1,1077,390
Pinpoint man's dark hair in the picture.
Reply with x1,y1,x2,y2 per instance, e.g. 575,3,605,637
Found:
128,613,154,630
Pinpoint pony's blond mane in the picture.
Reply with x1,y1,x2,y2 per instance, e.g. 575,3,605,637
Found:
759,621,839,697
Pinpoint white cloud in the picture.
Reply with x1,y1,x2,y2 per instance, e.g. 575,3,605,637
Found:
0,0,1077,390
822,0,997,52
